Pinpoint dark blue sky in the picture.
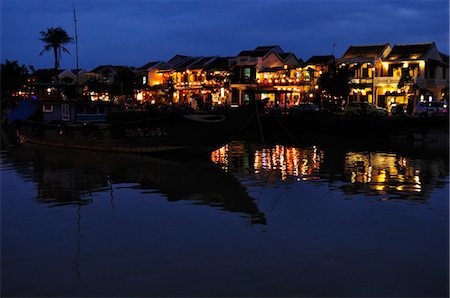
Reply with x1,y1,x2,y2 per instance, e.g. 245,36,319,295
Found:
1,0,449,70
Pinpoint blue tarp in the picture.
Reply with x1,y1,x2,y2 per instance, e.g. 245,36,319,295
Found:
7,99,38,124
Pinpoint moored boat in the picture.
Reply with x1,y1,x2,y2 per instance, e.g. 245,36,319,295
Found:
10,96,262,154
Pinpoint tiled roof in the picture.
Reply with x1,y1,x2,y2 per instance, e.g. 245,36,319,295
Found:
255,45,283,54
187,57,215,70
89,65,130,73
173,57,202,71
203,57,231,71
138,61,162,70
341,44,389,59
278,53,292,60
166,55,188,67
155,62,174,72
254,45,281,51
305,55,335,65
237,45,284,57
32,69,57,82
237,50,271,57
385,43,434,60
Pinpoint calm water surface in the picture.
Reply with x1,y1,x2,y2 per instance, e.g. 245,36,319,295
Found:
1,141,448,297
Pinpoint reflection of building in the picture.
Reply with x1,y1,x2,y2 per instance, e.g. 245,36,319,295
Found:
37,170,100,206
6,146,265,224
344,152,421,192
253,145,323,181
212,143,448,201
211,143,324,182
210,141,249,173
343,151,448,200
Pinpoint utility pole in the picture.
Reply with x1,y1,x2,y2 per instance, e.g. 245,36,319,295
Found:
72,0,80,84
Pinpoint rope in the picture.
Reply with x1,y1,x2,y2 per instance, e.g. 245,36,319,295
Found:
255,101,265,144
274,115,300,144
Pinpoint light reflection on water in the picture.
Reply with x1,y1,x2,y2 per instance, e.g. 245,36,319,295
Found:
1,141,449,297
211,142,324,182
1,145,267,224
344,152,421,195
211,141,448,201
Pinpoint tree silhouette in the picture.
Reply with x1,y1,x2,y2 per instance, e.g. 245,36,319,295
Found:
39,27,73,81
398,67,415,113
0,60,29,98
111,69,136,97
318,66,351,98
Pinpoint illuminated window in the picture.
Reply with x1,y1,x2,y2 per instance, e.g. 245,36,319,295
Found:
42,104,53,112
243,68,251,79
142,76,147,85
243,93,250,103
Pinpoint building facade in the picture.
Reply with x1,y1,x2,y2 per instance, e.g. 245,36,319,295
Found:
375,42,449,110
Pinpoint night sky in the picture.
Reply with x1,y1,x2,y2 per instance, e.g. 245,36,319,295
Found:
1,0,449,70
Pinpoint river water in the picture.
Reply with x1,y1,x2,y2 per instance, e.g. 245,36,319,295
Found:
1,140,448,297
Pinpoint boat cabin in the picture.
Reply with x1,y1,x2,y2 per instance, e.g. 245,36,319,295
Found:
39,99,109,124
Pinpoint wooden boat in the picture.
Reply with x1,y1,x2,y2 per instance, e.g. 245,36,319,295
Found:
10,97,263,154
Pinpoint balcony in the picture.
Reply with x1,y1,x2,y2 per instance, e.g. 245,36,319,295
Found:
373,76,448,89
350,78,373,85
256,79,311,87
374,77,400,85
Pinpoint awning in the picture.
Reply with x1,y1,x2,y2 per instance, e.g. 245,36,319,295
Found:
7,99,38,124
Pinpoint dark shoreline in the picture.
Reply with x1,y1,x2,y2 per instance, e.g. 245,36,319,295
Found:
2,115,449,159
237,114,449,155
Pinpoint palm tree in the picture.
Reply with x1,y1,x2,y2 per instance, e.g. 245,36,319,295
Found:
39,27,73,81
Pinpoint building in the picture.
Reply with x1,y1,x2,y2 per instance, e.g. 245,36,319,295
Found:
337,44,391,104
85,65,135,101
134,61,171,102
229,45,302,108
375,42,449,110
303,55,335,76
337,42,449,110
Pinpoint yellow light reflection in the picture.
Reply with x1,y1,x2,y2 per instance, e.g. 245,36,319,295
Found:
344,152,422,194
212,144,324,181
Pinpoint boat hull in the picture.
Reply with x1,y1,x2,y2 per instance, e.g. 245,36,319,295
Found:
15,109,255,154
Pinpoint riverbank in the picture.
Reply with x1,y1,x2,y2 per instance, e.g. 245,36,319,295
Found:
2,115,449,158
237,114,449,154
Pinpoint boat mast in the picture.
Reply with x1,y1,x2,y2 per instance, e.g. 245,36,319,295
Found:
72,0,79,83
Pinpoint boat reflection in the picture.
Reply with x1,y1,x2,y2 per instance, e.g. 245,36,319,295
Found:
211,142,448,201
2,145,266,225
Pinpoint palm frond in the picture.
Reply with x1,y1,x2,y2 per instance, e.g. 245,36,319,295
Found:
39,45,52,55
61,46,71,55
39,27,73,68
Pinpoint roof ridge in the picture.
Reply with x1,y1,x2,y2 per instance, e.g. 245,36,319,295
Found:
348,43,389,48
392,42,434,47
